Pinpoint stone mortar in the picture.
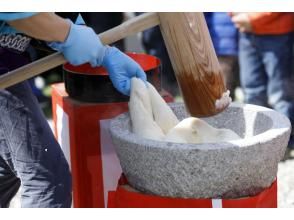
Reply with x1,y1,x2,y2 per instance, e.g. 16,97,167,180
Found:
109,103,291,199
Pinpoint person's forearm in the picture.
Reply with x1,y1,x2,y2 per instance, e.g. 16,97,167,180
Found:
8,12,70,42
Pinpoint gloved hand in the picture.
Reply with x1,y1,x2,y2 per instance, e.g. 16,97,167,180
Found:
102,46,147,96
47,20,106,67
48,20,147,96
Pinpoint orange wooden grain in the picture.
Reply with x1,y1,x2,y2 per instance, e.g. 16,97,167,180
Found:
158,13,227,117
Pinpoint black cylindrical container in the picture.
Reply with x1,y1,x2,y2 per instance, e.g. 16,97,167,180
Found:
63,53,161,103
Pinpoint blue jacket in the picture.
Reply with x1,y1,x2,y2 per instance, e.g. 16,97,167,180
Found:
205,12,238,56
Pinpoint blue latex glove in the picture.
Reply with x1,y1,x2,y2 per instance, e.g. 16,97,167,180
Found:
48,20,106,67
102,46,147,96
48,20,146,96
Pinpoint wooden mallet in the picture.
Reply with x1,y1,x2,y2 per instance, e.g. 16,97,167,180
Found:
0,12,229,117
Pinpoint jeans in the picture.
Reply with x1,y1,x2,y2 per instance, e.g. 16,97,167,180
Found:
0,48,71,207
239,32,294,128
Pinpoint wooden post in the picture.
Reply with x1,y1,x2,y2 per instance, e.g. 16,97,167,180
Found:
158,12,227,117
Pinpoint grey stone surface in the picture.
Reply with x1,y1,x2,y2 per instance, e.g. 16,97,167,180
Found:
110,102,291,199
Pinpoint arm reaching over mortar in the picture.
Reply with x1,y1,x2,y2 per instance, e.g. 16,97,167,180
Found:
7,12,147,96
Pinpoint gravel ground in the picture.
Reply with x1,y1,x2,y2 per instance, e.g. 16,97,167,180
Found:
278,149,294,208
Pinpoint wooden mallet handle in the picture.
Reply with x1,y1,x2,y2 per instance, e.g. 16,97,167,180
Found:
158,13,228,117
0,12,159,89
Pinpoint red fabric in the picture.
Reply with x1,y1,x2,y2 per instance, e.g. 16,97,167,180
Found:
108,175,277,208
248,12,294,35
108,188,213,208
222,180,277,208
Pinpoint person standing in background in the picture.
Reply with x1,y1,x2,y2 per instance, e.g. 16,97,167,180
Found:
231,12,294,149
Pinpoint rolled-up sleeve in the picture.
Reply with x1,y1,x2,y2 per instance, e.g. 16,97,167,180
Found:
0,12,38,21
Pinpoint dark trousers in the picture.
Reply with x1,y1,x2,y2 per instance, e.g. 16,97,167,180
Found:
239,32,294,125
0,49,71,207
239,32,294,148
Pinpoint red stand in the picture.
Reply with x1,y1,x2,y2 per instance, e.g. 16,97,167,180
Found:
52,83,174,207
108,175,278,208
52,83,277,208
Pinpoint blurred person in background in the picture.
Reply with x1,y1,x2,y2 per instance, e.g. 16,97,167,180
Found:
140,25,179,96
231,12,294,149
205,12,240,100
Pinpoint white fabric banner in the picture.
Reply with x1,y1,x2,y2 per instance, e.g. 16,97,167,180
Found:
100,119,123,206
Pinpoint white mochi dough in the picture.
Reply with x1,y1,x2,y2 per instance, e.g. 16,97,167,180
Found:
165,117,241,144
129,78,165,140
147,82,179,134
129,77,241,144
